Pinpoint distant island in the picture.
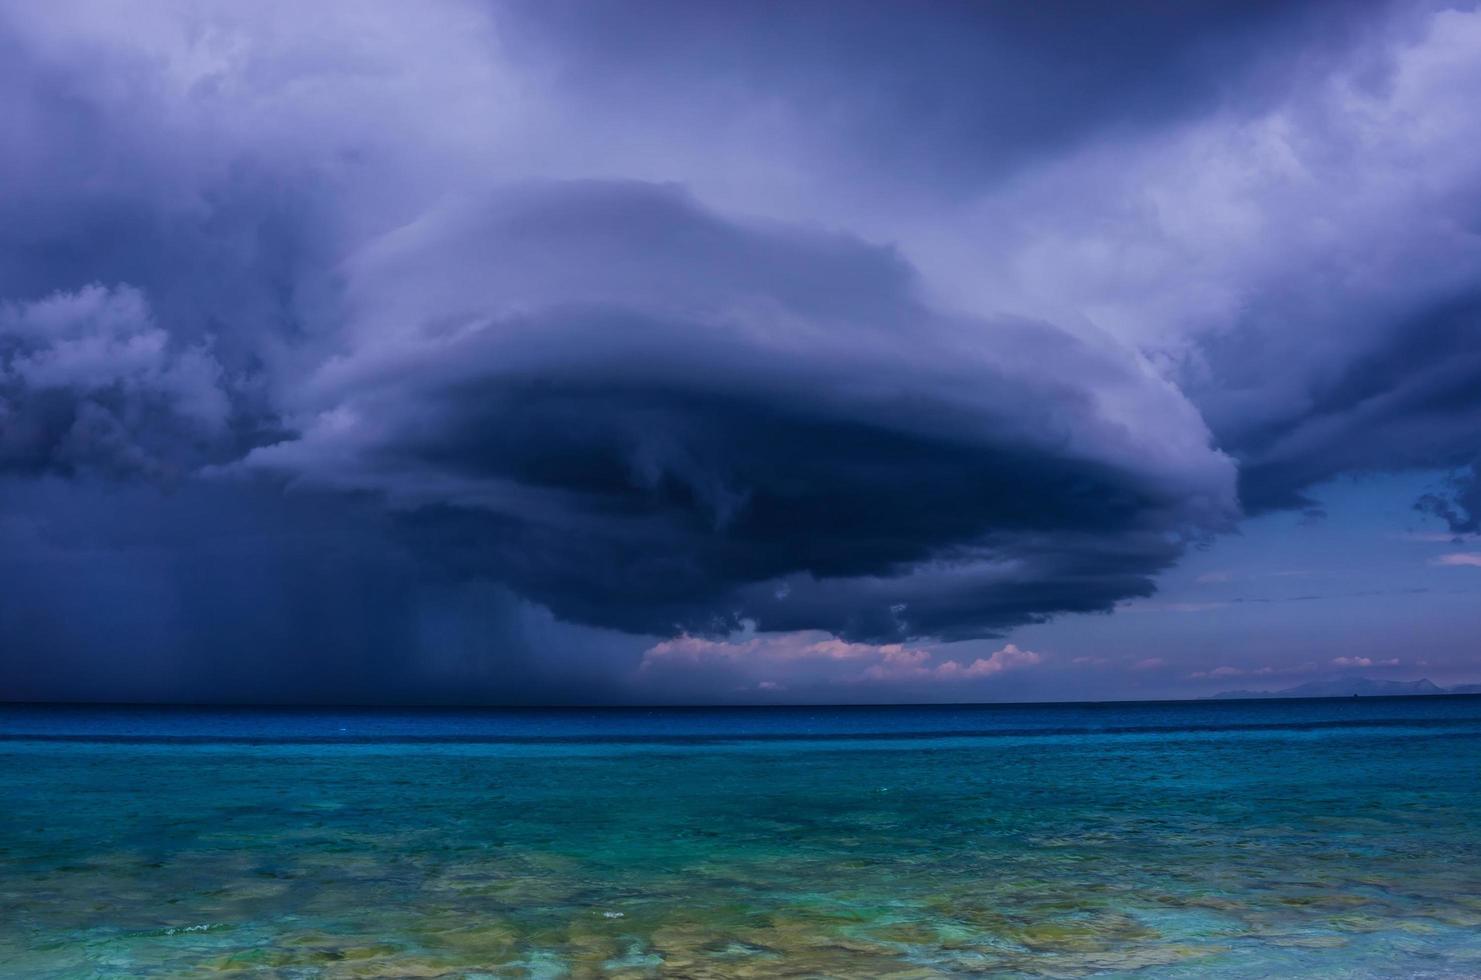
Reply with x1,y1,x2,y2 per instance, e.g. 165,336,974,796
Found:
1209,677,1481,700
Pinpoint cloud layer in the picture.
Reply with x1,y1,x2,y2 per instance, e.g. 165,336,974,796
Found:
1,0,1480,700
232,179,1234,640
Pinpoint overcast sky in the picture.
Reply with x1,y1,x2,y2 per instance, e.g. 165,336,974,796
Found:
2,0,1480,705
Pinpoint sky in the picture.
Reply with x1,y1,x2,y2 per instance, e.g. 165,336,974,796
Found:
1,0,1480,705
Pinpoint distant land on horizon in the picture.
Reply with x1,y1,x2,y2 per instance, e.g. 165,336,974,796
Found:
1209,677,1481,701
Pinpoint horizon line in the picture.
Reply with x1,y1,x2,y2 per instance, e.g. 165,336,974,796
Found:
6,690,1481,712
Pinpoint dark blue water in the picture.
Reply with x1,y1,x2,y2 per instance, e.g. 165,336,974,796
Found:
7,695,1481,742
4,697,1481,977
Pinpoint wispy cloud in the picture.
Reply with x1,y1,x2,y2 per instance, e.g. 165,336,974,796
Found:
1188,662,1318,680
1194,569,1311,585
1190,665,1247,679
1433,553,1481,568
1118,601,1230,614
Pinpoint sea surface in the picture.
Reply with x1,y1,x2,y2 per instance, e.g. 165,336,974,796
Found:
3,697,1481,978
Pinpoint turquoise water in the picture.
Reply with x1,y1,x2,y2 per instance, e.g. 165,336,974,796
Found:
3,699,1481,978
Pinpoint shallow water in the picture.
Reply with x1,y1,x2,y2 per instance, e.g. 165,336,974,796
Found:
3,699,1481,978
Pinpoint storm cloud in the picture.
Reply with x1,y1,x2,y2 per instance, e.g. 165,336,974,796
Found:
1,0,1480,701
235,179,1233,640
0,284,238,479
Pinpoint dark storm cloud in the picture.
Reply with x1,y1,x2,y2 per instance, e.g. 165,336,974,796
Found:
0,8,343,480
2,0,1481,702
0,28,337,354
716,529,1185,644
1418,461,1481,536
238,180,1233,640
502,0,1384,194
963,0,1481,533
0,284,243,479
1211,293,1481,517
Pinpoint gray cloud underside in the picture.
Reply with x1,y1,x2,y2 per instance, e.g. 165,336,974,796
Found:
1,0,1479,696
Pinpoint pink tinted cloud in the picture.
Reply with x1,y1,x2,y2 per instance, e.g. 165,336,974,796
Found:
640,631,1043,689
867,643,1042,682
641,632,926,668
1331,656,1400,667
1433,553,1481,567
1193,665,1247,679
1189,662,1318,680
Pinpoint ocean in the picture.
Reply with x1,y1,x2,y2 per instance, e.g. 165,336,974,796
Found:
3,697,1480,978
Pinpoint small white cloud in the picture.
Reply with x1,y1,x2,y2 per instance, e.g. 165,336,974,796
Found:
1189,665,1243,679
1190,661,1320,680
1433,553,1481,567
927,644,1043,681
